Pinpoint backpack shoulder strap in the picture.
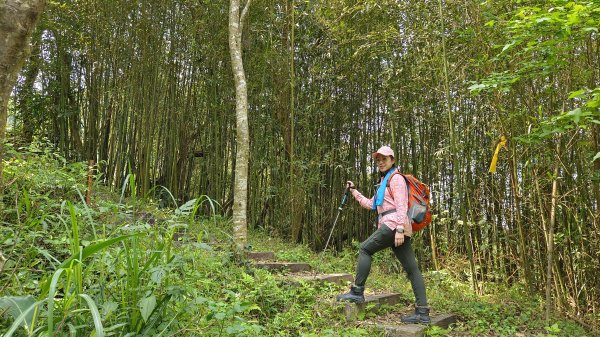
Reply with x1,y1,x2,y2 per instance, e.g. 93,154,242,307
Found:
386,169,402,198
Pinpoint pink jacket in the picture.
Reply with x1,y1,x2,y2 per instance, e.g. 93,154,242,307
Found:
351,173,412,237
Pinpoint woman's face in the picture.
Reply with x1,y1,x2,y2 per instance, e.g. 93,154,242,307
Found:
375,155,394,172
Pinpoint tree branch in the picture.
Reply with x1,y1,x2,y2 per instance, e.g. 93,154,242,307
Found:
240,0,252,36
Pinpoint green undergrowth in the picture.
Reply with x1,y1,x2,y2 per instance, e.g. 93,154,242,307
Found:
0,143,595,337
249,232,595,337
0,143,377,336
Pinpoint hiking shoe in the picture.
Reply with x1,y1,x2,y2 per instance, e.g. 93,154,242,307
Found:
336,285,365,303
401,306,431,324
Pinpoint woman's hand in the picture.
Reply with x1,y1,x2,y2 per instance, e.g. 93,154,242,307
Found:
346,181,356,190
394,232,405,247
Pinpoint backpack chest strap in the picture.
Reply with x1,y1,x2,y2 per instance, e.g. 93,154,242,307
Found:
378,209,397,219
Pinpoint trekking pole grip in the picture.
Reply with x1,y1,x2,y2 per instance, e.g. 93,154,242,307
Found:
338,186,350,210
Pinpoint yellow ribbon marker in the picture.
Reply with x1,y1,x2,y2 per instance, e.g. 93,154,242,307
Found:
489,135,507,173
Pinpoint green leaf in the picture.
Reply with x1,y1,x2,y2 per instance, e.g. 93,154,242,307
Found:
592,152,600,162
535,17,551,23
47,268,66,333
2,298,46,337
150,266,166,285
468,83,487,92
0,296,36,331
139,295,157,323
545,323,561,333
568,89,587,99
175,198,197,216
567,108,583,123
59,234,137,268
226,324,247,334
102,301,118,318
501,43,513,53
567,12,581,26
484,20,495,27
501,40,519,53
80,294,105,337
192,242,213,251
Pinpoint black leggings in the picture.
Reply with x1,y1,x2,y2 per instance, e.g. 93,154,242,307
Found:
354,225,428,306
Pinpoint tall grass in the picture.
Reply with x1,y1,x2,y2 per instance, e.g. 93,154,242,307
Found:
1,204,134,336
1,296,45,336
120,162,138,206
74,186,100,239
145,185,178,208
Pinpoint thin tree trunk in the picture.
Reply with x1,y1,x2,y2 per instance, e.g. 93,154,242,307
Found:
546,140,561,322
229,0,251,249
289,0,303,243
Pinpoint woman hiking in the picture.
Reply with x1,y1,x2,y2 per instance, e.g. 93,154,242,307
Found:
336,145,430,324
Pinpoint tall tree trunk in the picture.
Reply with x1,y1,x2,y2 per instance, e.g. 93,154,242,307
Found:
289,0,303,243
592,125,600,211
0,0,46,182
229,0,251,249
546,140,561,322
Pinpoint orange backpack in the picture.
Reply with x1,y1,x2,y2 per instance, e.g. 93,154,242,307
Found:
387,170,432,231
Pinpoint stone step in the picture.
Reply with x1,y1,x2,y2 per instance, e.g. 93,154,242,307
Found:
430,314,457,329
253,262,311,273
289,273,353,285
374,313,458,337
343,293,403,320
247,251,275,261
298,273,353,284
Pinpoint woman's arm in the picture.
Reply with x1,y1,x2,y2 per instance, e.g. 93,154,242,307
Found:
351,188,375,210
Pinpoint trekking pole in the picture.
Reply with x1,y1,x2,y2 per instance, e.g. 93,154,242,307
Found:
323,185,351,252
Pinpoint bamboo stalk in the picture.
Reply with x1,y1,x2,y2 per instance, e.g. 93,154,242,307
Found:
86,160,95,205
546,140,560,322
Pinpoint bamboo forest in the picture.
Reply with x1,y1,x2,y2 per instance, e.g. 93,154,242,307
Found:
0,0,598,336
